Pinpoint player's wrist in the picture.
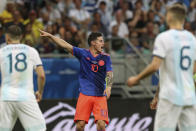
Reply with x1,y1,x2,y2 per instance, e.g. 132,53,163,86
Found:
106,86,112,89
37,90,43,95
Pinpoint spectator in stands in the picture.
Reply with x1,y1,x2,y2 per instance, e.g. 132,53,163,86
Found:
63,16,77,35
150,0,165,24
110,25,119,38
22,23,36,47
110,38,126,58
36,37,55,54
53,26,67,53
128,1,147,35
128,30,141,54
141,21,156,53
88,23,99,36
74,31,86,48
114,0,133,13
23,10,44,41
134,0,143,11
0,2,15,24
184,21,194,34
52,23,60,36
39,12,52,29
56,0,74,16
188,0,196,22
0,0,6,14
191,13,196,33
82,0,97,14
58,26,66,40
120,1,134,23
110,10,129,38
64,31,75,45
41,1,61,24
45,25,53,35
69,0,90,30
97,1,112,27
89,12,108,37
147,10,156,22
4,10,24,31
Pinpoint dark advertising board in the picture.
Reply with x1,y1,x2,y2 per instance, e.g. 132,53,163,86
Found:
14,99,155,131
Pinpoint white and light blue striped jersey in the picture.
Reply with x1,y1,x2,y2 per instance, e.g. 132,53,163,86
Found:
0,44,42,101
153,29,196,106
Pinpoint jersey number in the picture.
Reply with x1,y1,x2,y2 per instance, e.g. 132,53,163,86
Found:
180,46,191,70
7,52,27,73
91,64,98,72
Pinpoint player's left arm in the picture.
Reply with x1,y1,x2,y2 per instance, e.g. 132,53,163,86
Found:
104,71,113,99
106,71,113,88
127,56,163,87
104,55,113,99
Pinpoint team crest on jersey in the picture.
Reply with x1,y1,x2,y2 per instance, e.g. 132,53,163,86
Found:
98,60,105,66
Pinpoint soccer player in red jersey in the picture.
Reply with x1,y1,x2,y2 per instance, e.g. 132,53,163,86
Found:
40,30,113,131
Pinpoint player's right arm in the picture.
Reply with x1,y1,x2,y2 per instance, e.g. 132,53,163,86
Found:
150,84,159,110
35,66,46,102
39,30,73,53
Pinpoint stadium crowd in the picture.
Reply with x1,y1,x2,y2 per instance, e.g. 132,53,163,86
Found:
0,0,195,55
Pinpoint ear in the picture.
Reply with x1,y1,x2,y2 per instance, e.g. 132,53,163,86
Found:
91,40,95,46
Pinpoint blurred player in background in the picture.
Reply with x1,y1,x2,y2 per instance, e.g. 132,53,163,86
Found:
39,30,113,131
127,3,196,131
0,25,46,131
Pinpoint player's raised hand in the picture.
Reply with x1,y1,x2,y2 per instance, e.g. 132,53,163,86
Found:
150,97,158,110
104,87,111,99
35,91,42,102
127,76,139,87
39,29,51,37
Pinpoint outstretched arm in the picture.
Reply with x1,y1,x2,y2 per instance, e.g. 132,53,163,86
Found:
104,71,113,99
39,30,73,53
127,56,163,87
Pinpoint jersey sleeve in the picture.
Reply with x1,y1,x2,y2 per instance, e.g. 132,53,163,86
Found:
106,56,112,72
31,48,42,67
73,47,84,59
153,34,166,58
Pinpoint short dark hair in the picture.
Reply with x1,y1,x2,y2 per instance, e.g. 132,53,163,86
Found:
6,25,22,40
88,32,103,46
167,3,186,23
100,1,106,6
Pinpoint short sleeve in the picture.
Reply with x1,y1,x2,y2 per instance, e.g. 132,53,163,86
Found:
153,34,166,58
106,56,112,72
73,47,84,59
31,48,42,67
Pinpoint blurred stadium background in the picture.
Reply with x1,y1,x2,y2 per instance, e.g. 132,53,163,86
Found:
0,0,194,130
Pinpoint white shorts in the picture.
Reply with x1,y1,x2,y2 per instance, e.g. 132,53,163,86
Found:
154,99,196,131
0,101,46,131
